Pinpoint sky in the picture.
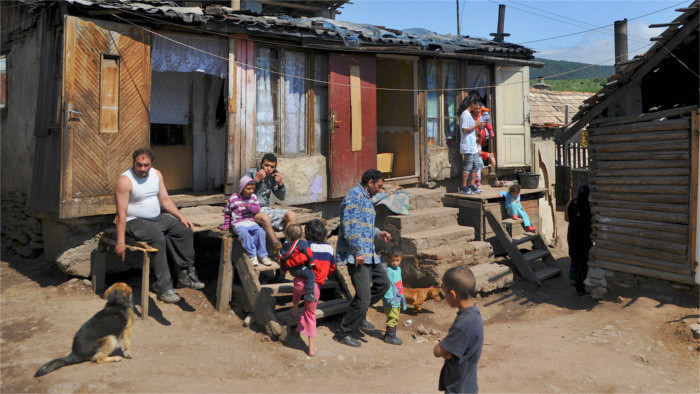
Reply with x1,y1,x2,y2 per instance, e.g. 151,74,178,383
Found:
337,0,690,65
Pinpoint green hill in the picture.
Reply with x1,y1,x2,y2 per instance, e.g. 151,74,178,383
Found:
532,58,614,80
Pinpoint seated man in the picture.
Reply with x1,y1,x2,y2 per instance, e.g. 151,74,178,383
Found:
114,148,205,304
244,153,297,251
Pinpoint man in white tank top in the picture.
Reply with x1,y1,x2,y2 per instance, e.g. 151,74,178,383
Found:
114,149,205,304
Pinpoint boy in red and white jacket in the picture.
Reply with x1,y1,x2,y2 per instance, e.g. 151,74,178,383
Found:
279,224,317,303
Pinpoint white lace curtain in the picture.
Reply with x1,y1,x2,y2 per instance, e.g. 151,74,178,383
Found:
283,51,307,154
152,33,227,78
468,66,489,99
256,48,276,153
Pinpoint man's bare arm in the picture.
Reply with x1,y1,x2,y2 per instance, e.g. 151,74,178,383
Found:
433,343,453,359
114,176,132,261
155,169,194,230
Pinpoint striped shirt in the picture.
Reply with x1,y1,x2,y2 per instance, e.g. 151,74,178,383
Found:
309,242,336,285
222,193,260,230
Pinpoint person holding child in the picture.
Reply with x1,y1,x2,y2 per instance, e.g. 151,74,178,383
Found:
220,176,274,267
434,266,484,393
289,219,337,357
280,224,317,303
459,95,485,195
382,248,407,346
499,184,536,233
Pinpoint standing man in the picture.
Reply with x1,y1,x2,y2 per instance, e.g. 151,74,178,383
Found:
244,153,297,251
333,169,392,347
114,149,205,304
458,94,485,195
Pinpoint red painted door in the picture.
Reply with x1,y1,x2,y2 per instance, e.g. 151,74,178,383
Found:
328,53,377,198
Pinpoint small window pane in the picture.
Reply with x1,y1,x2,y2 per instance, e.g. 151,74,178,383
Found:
443,63,457,141
0,56,6,110
99,56,120,134
313,54,329,155
255,48,279,153
282,51,307,154
426,63,439,143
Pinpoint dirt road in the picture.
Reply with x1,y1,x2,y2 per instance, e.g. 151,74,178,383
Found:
1,248,698,393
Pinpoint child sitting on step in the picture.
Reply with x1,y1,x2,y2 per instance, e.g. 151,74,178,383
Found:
221,176,273,267
280,224,317,304
499,184,536,233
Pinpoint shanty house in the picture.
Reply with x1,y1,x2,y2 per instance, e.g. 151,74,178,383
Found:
1,0,542,258
559,1,699,284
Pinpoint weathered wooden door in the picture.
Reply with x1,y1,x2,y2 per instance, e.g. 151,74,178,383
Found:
495,65,530,168
328,53,377,198
60,16,151,218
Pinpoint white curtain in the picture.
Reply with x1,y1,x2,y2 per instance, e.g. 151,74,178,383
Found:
151,33,227,78
426,62,439,142
313,55,329,155
283,51,307,154
256,48,275,153
468,66,489,99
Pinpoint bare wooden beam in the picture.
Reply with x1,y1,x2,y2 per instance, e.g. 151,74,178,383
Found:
649,22,681,28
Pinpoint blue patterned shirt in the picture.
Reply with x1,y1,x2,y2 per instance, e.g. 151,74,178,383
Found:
336,184,381,265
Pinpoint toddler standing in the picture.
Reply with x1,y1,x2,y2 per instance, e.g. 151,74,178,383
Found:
221,176,273,267
499,184,536,232
279,224,317,303
382,248,407,345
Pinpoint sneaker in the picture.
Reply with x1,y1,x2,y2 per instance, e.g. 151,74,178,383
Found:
303,293,318,303
359,319,375,330
249,256,259,267
459,188,473,195
157,289,181,303
512,214,519,220
526,226,536,232
383,334,403,346
177,267,205,290
333,333,362,347
260,256,274,266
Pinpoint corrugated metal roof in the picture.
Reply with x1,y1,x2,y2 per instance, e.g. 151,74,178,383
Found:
22,0,535,59
530,88,592,128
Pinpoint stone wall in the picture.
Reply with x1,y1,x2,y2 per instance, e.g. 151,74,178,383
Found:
1,192,43,258
426,146,451,181
274,155,327,205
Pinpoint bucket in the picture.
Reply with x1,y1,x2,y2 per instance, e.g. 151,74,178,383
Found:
518,172,540,189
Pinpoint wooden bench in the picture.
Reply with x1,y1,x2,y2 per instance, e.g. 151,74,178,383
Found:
92,229,157,320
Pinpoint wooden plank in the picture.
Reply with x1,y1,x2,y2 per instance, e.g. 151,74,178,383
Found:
587,130,689,144
593,215,688,234
484,211,540,284
141,252,149,320
595,240,687,264
215,236,234,313
593,184,688,195
594,199,688,214
593,222,687,244
91,244,108,294
594,206,688,224
592,151,690,161
276,299,350,326
594,159,689,170
591,176,689,186
590,106,697,127
589,118,690,136
225,38,237,195
591,246,690,273
592,168,690,177
595,231,687,254
590,258,695,284
230,240,282,339
591,139,685,153
690,110,699,272
99,56,119,134
593,191,688,204
349,64,362,152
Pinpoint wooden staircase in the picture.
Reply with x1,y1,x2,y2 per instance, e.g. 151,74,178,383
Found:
485,211,560,285
229,217,350,341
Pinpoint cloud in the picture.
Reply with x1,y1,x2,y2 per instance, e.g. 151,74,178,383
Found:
535,20,664,65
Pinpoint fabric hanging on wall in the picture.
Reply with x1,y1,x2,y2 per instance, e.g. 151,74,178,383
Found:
256,48,275,153
152,33,227,78
150,71,191,125
283,51,307,154
468,66,489,99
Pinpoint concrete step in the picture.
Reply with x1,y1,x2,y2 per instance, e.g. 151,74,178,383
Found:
401,225,475,254
382,207,459,233
403,187,447,210
400,241,495,287
471,262,514,293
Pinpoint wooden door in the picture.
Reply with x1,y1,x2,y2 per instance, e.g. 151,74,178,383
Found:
328,53,377,198
60,16,151,218
495,65,530,168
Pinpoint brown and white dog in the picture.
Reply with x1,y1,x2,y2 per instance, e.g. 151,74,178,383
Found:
403,286,442,313
35,282,136,377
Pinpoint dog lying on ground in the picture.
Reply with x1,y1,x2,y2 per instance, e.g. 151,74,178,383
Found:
403,286,442,313
34,282,136,377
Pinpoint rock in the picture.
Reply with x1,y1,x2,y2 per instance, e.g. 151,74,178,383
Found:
690,324,700,340
243,314,254,328
471,263,513,293
403,319,413,327
429,328,441,336
591,286,607,300
82,279,92,287
416,324,428,335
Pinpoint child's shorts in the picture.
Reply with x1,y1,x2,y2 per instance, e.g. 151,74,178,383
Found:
462,153,480,173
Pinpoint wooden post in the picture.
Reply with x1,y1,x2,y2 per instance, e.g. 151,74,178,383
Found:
91,243,108,295
224,38,237,195
215,236,234,312
141,253,150,320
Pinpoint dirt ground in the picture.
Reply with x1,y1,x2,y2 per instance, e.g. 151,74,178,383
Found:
2,214,699,393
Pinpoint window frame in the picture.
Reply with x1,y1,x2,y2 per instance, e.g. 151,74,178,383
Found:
425,59,460,147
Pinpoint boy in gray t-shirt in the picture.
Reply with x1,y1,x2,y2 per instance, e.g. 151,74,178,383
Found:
433,266,484,393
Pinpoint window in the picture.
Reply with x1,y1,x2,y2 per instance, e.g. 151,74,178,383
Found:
151,123,186,146
313,54,329,155
0,55,6,112
426,61,459,145
255,47,308,154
